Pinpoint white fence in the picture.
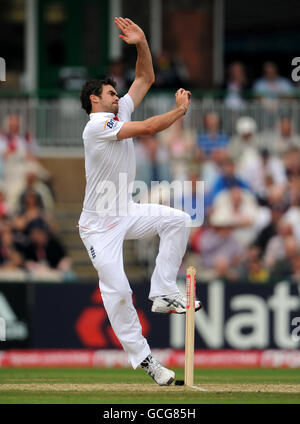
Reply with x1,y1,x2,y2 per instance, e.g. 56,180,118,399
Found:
1,95,300,149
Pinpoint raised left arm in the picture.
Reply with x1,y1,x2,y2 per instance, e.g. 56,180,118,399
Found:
114,17,155,108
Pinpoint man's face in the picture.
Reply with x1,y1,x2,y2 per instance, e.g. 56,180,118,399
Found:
280,118,292,137
205,113,219,132
31,229,48,246
96,84,119,114
222,160,235,177
264,62,278,81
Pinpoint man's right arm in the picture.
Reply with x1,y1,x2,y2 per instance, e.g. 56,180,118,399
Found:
117,88,191,140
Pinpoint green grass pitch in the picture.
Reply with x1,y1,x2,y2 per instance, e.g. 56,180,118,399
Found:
1,367,300,404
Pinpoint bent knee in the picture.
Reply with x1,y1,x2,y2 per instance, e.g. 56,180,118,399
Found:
102,287,132,302
181,211,192,226
167,210,192,229
98,262,132,299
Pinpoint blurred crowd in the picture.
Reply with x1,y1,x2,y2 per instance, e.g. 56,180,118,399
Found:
109,55,297,106
221,60,295,110
130,57,300,284
135,110,300,284
0,114,73,282
1,56,299,284
108,51,190,94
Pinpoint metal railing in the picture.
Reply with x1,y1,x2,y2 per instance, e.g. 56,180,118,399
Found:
1,95,300,149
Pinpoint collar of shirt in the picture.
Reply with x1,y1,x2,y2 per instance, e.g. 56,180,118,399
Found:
89,112,115,121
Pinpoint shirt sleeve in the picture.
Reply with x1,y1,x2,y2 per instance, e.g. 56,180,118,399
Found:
118,93,134,122
85,117,125,142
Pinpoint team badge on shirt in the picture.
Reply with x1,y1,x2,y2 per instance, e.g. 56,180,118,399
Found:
104,118,117,130
90,246,96,259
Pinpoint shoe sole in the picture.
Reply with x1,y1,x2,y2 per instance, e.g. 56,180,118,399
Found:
152,302,202,315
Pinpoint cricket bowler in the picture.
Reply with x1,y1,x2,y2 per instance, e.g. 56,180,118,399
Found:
79,17,201,386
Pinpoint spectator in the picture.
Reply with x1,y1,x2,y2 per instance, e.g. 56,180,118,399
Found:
237,148,287,202
283,147,300,185
238,245,269,284
196,112,229,162
274,117,300,156
172,53,190,87
261,116,300,156
135,134,171,187
230,118,286,198
0,115,31,185
153,51,186,89
0,114,42,209
211,186,268,246
108,59,128,93
229,116,268,198
229,116,259,161
288,177,300,208
158,118,195,181
174,170,204,226
290,254,300,283
281,197,300,245
12,189,55,235
24,219,73,282
0,221,23,270
187,211,246,282
270,235,300,282
253,61,294,99
16,168,55,215
0,187,9,218
229,116,278,200
253,62,294,111
254,186,289,253
208,157,250,206
10,215,28,253
223,62,249,110
264,221,294,268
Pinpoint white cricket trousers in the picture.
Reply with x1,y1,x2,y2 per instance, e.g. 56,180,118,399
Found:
79,202,191,369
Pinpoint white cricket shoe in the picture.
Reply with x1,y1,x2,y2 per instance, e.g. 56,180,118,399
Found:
141,355,175,386
151,293,202,314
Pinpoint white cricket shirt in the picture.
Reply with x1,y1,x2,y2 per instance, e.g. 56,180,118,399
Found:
80,93,135,217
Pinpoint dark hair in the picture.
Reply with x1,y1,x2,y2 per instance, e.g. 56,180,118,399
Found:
27,218,49,234
80,77,117,114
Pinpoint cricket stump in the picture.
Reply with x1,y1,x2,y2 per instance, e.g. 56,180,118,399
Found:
184,266,196,387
